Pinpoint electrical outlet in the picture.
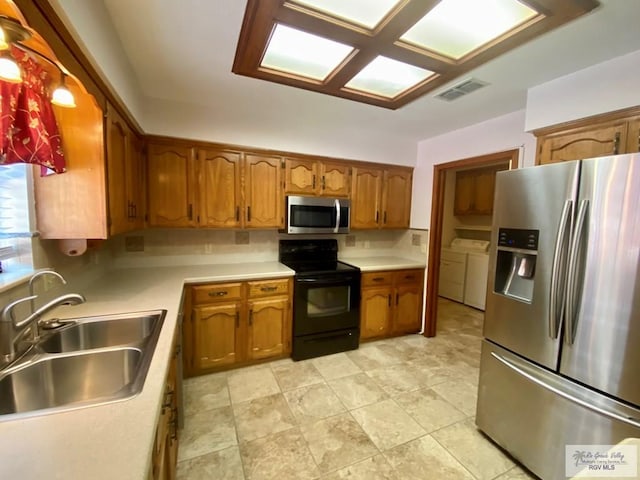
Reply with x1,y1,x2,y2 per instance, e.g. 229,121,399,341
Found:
235,231,250,245
43,275,56,292
364,240,370,249
412,234,421,246
124,235,144,252
420,243,427,253
204,243,214,254
345,235,356,247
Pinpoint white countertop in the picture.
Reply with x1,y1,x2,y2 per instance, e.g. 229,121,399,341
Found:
0,262,294,480
340,256,426,272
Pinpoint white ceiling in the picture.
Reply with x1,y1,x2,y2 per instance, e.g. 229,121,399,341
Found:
71,0,640,160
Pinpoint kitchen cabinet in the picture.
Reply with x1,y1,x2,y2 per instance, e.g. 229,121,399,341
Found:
244,154,284,228
147,143,283,229
284,158,350,197
150,329,180,480
198,148,242,228
183,277,292,376
351,166,412,229
454,165,505,216
360,269,424,340
535,109,640,165
147,144,198,227
106,103,145,235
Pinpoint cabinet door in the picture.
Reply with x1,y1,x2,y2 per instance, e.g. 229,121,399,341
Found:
538,121,628,165
382,168,412,228
244,154,284,228
193,303,241,369
351,167,383,229
393,285,423,334
128,135,146,230
199,149,242,227
106,106,130,236
320,162,350,197
473,168,497,215
247,297,288,361
147,144,197,227
284,158,318,195
454,171,475,215
360,287,392,340
626,117,640,153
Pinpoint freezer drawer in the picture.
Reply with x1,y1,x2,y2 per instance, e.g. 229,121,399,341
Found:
477,340,640,480
439,250,466,302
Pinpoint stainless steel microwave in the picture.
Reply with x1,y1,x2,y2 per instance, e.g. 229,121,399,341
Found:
285,196,350,234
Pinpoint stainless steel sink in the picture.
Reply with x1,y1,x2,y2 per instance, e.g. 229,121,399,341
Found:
39,313,159,353
0,310,166,419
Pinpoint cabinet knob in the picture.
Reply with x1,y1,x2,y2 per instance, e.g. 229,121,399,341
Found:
209,291,228,297
249,309,253,326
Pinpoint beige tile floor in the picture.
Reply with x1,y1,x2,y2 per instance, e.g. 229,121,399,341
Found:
176,298,538,480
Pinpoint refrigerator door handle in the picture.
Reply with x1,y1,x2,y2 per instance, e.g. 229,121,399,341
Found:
490,351,640,429
549,200,572,339
565,199,589,345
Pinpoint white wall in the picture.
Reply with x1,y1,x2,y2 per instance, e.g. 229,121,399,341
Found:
48,0,145,123
526,49,640,131
410,110,536,230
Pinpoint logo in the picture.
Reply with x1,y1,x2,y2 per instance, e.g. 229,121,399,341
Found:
566,445,638,478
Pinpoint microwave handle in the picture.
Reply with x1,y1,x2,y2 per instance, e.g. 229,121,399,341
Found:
333,199,340,233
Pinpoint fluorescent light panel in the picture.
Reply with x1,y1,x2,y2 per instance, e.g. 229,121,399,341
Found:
261,24,353,81
345,56,435,98
401,0,538,59
290,0,402,29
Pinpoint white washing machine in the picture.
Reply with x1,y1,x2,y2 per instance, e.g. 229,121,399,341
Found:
439,238,490,310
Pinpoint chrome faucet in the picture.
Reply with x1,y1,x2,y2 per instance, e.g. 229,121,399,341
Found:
0,292,86,367
28,270,67,314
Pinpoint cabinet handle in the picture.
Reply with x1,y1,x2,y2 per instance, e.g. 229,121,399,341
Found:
388,294,391,307
383,211,387,224
209,290,228,297
396,293,399,305
372,277,384,282
249,309,253,326
375,211,379,223
247,206,251,222
312,174,316,189
188,203,193,220
405,275,414,280
322,175,326,190
613,132,620,155
260,286,278,292
132,203,137,219
170,407,178,440
236,206,240,222
235,311,239,328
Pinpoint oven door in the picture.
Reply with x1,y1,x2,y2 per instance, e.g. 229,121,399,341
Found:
293,273,360,336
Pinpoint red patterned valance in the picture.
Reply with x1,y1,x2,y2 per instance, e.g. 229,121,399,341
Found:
0,46,65,175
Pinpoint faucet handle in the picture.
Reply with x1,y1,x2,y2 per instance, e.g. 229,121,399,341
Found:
1,296,38,325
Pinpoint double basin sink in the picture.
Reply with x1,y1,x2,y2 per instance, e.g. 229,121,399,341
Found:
0,310,166,419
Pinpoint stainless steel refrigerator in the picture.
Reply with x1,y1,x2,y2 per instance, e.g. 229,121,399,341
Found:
476,153,640,480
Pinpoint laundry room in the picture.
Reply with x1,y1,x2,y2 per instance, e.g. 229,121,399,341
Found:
438,159,511,312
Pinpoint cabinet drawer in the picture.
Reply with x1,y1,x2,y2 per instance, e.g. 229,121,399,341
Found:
247,278,289,298
394,269,424,285
362,271,393,287
192,283,242,304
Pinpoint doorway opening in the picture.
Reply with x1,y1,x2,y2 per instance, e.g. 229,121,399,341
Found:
423,149,519,337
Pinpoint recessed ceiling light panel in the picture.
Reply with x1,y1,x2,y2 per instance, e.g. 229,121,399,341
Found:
344,56,435,98
289,0,402,29
261,24,354,81
400,0,538,59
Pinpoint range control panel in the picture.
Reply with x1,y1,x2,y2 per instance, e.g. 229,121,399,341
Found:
497,228,539,251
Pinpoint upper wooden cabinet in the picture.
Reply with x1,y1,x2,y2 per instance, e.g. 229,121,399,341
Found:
147,144,198,228
535,107,640,165
245,154,284,228
454,165,506,216
106,104,145,235
351,166,412,229
198,149,242,228
284,158,350,197
147,143,283,229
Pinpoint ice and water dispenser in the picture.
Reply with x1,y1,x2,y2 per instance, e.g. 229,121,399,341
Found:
494,228,539,303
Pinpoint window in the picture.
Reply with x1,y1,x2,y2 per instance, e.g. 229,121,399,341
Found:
233,0,599,109
0,163,34,273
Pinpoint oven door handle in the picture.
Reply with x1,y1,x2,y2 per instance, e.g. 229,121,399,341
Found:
333,199,340,234
297,276,355,284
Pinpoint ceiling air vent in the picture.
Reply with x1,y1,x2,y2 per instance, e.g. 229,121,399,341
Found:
435,78,489,101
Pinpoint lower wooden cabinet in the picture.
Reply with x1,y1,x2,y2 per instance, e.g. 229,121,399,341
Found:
360,269,424,341
183,277,292,376
150,330,180,480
